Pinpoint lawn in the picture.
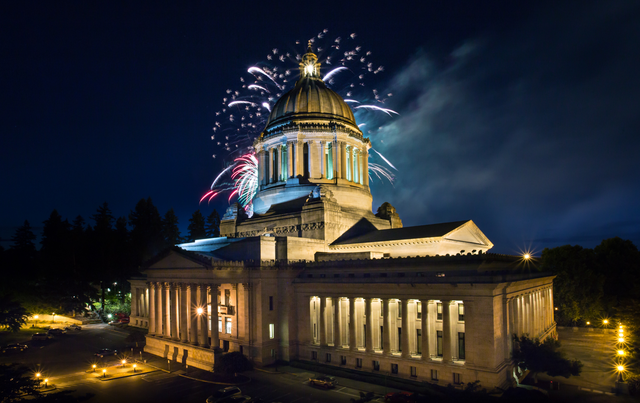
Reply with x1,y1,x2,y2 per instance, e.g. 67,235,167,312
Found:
0,326,48,345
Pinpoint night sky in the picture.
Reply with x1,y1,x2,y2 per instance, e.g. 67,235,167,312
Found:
2,1,639,255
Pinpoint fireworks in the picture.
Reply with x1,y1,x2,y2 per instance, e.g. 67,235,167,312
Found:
203,30,399,211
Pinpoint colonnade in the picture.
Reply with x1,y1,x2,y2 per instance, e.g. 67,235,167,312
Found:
508,286,554,339
258,140,369,187
145,282,220,350
309,297,466,362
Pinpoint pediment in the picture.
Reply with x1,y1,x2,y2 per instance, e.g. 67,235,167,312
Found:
148,250,208,269
443,220,493,249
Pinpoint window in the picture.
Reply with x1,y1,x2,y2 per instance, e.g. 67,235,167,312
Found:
410,366,417,377
340,355,347,365
348,273,354,278
431,369,438,381
217,290,221,305
326,353,331,363
303,143,309,178
271,349,276,358
307,274,313,278
334,273,340,278
312,351,317,360
398,327,402,351
373,360,380,371
397,273,405,277
397,302,402,318
269,324,275,339
218,317,222,332
364,273,370,278
314,323,317,338
437,303,443,320
380,273,387,278
417,302,422,319
320,274,326,278
458,303,464,322
225,289,230,306
437,331,443,357
416,272,424,277
453,373,462,384
225,318,232,334
356,358,363,368
416,329,422,354
269,296,273,311
380,326,384,349
391,363,398,374
325,142,334,180
458,332,465,360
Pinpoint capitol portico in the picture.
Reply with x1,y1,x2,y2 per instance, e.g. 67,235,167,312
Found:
129,44,556,389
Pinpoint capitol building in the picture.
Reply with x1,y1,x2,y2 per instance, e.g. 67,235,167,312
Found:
129,45,555,389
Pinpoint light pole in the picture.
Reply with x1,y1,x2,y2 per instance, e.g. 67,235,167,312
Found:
133,364,137,373
35,372,41,388
102,369,106,378
92,364,96,372
52,313,56,323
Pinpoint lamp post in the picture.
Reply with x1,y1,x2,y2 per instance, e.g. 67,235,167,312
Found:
616,365,625,382
92,364,96,372
133,364,137,373
44,379,48,388
122,359,126,368
102,369,106,378
52,313,56,323
34,315,39,326
35,372,41,388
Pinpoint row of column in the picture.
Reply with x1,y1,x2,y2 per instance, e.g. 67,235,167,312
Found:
508,286,554,339
258,140,369,187
311,297,464,363
147,282,220,351
132,287,149,317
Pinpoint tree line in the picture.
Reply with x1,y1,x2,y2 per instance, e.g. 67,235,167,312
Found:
0,198,221,317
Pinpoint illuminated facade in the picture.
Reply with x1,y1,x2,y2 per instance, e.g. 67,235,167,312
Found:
129,45,555,389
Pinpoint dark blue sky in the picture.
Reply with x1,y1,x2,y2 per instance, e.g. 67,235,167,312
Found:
1,1,639,255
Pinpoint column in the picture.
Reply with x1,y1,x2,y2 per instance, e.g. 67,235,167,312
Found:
170,284,179,340
148,283,156,335
307,141,315,179
319,142,325,178
319,297,327,346
296,140,303,178
340,142,347,179
180,284,188,343
349,297,356,351
199,285,209,348
365,298,373,353
287,141,294,179
131,287,138,317
267,148,274,184
243,283,251,347
363,148,369,187
163,284,171,338
155,282,163,337
442,300,452,362
333,140,341,179
333,297,341,347
421,300,429,361
210,284,220,350
504,297,512,359
189,284,198,345
382,298,391,355
401,299,410,358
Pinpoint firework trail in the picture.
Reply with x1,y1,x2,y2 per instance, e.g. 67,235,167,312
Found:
204,30,398,209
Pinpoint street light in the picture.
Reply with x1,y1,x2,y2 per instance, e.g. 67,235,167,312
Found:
34,315,39,325
133,364,137,373
618,350,626,356
586,321,590,325
122,359,126,367
603,319,609,325
52,313,56,323
92,364,96,372
616,365,625,382
523,253,531,260
618,337,625,343
102,369,106,378
35,372,41,386
196,307,204,315
44,379,48,388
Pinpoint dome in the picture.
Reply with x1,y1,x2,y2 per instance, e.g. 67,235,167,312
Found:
263,45,358,132
264,76,357,130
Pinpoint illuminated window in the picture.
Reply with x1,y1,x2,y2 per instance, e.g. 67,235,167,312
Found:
218,317,222,332
269,324,275,339
458,304,464,322
417,302,422,319
225,318,232,334
437,303,443,320
225,289,230,306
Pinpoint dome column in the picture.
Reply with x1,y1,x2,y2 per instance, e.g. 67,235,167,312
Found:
340,142,347,180
287,141,294,179
333,140,341,180
296,141,303,179
363,148,369,187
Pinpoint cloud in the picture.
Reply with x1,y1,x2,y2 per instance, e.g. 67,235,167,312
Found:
369,2,640,253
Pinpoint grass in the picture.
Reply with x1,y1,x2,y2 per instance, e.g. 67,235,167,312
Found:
0,326,48,344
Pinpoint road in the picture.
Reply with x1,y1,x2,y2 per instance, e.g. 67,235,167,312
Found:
1,324,379,403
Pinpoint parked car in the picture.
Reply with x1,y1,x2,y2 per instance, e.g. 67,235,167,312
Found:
308,375,337,389
2,343,28,353
384,392,415,403
69,324,82,330
94,348,118,358
31,333,50,342
206,386,242,403
47,328,67,336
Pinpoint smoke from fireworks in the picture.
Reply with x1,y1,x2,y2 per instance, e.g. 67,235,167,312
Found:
203,30,398,211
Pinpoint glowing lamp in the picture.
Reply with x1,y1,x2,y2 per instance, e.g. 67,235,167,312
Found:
305,64,314,76
197,307,204,315
523,253,530,260
586,321,590,325
36,372,41,379
603,319,609,325
618,350,626,356
617,365,625,372
618,337,625,343
554,307,558,311
34,315,39,319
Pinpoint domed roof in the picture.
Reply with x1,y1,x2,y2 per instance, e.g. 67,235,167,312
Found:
263,45,357,131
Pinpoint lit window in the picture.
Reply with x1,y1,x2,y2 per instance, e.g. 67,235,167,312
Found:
437,303,443,320
269,323,275,339
225,318,232,334
458,303,464,322
218,317,222,332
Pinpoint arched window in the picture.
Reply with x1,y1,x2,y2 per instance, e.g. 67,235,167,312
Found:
325,142,333,180
303,143,309,178
346,146,351,181
281,145,288,181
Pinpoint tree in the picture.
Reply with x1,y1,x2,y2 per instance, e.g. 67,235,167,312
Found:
162,208,182,246
540,245,604,325
215,351,253,376
129,197,164,265
9,220,37,260
512,335,582,383
0,363,41,401
205,209,221,238
0,297,28,332
594,237,640,306
187,210,207,241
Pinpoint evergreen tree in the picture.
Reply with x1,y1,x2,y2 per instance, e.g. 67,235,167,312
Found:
90,203,115,311
188,210,207,241
129,197,164,265
162,208,182,246
9,220,37,260
41,209,72,273
206,209,221,238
